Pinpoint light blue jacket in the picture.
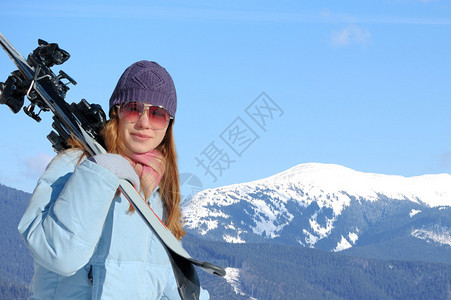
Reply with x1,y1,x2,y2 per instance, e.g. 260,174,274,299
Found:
18,149,209,299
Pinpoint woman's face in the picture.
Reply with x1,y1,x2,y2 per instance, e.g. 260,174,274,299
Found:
118,109,168,154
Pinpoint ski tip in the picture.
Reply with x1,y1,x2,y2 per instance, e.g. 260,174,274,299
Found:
195,261,226,277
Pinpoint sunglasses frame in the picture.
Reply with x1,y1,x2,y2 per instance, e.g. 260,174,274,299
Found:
116,102,173,129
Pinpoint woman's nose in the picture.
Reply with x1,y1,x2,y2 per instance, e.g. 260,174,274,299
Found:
135,108,151,128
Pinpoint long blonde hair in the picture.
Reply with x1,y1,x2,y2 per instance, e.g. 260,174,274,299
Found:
71,109,185,240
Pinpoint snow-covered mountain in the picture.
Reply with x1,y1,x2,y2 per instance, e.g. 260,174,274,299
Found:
182,163,451,256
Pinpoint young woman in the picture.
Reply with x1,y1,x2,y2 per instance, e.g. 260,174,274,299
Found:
18,60,209,299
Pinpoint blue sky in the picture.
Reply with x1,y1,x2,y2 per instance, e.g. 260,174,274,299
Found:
0,0,450,195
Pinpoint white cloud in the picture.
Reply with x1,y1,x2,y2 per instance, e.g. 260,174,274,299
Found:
0,153,53,192
21,153,54,179
331,24,371,47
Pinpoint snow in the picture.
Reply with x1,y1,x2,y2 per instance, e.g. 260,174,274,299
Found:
223,234,245,243
303,229,319,247
183,205,229,235
249,198,287,238
410,209,422,217
308,212,336,240
334,235,353,252
223,223,246,243
348,232,359,244
264,163,451,209
183,162,451,243
411,226,451,246
223,267,241,294
223,268,253,298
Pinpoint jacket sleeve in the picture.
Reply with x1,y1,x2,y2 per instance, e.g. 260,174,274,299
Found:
18,150,120,276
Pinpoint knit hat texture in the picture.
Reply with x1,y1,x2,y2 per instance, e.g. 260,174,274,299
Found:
109,60,177,118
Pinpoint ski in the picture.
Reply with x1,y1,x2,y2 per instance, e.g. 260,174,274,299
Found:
0,32,225,300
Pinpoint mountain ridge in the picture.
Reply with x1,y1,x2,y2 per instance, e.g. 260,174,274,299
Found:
187,162,451,209
182,162,451,261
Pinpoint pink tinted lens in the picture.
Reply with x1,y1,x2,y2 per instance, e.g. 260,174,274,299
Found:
119,103,170,129
119,102,142,123
147,106,170,129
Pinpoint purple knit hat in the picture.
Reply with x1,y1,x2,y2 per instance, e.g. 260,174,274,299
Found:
109,60,177,118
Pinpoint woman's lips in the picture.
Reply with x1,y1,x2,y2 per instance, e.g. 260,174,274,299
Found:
131,132,151,141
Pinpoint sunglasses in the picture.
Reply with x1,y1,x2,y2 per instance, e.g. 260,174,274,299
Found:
117,102,173,130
